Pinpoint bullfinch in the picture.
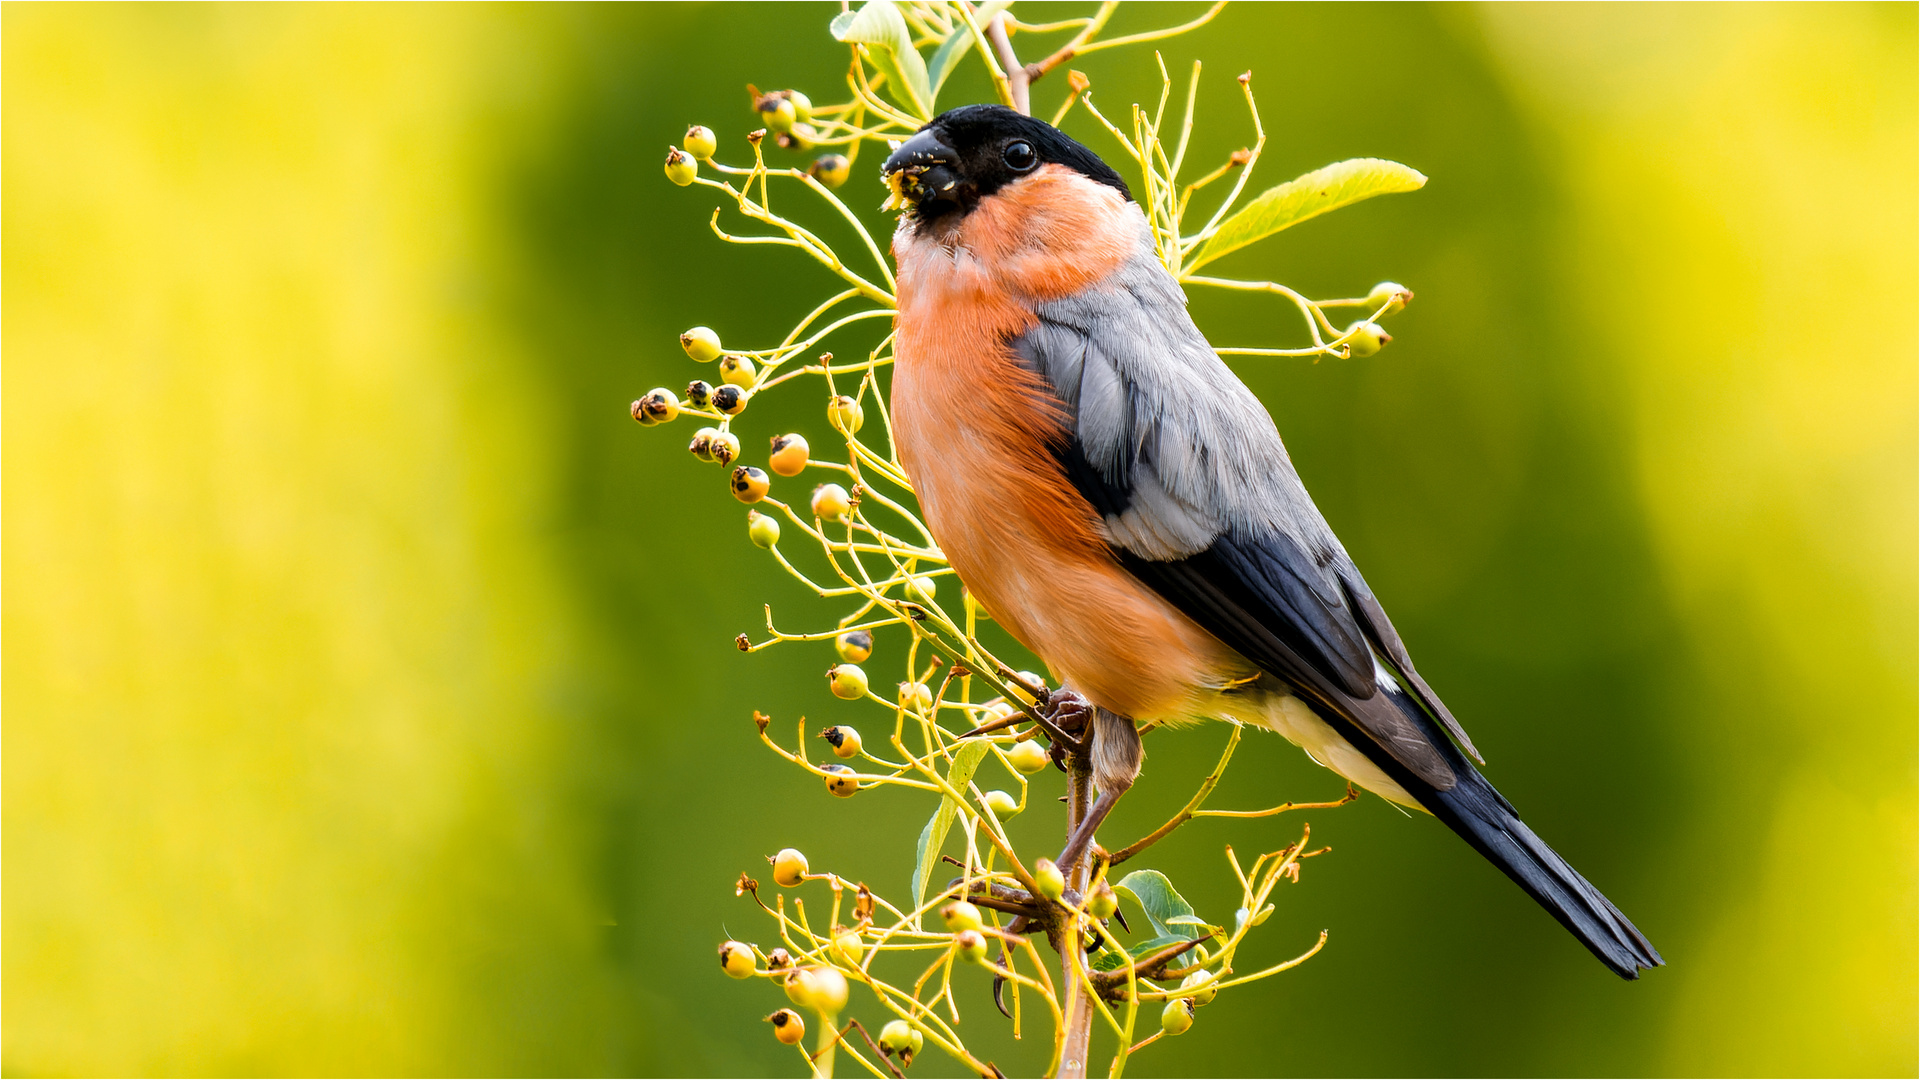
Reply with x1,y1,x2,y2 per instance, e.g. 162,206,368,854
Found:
880,105,1661,980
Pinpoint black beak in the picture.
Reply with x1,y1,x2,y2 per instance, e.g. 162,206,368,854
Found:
882,128,963,214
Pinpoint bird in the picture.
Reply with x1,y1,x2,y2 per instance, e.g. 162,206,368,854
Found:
878,104,1662,980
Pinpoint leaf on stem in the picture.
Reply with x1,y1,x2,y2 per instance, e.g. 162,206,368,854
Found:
1090,934,1188,972
831,0,933,120
925,0,1011,101
910,740,990,920
1189,157,1427,271
1113,869,1202,941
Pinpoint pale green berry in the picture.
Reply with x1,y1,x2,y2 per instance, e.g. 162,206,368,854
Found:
834,629,872,663
718,353,757,388
634,387,678,424
768,1007,806,1045
664,147,696,186
1344,320,1391,357
954,928,989,963
730,465,770,504
827,394,864,434
879,1020,923,1065
788,90,813,122
1032,857,1066,901
823,763,859,798
1161,997,1194,1036
982,789,1019,819
811,483,852,522
820,725,862,759
771,848,809,888
941,899,984,933
905,574,938,605
748,509,781,549
689,427,719,462
708,429,741,466
719,940,756,979
761,95,797,134
1087,880,1118,920
629,398,658,427
710,384,748,416
810,153,851,188
684,124,718,160
1008,671,1046,706
768,433,809,476
684,380,713,409
1366,280,1413,314
1007,738,1050,775
828,663,868,700
897,681,933,712
1180,969,1220,1006
681,326,723,362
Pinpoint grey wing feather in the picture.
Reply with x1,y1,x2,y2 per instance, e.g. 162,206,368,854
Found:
1012,213,1479,771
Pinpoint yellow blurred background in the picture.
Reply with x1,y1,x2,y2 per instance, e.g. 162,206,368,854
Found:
5,4,1912,1076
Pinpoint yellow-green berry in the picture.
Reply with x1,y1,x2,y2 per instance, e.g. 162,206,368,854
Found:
823,763,859,798
1180,969,1220,1006
784,966,816,1007
1161,997,1194,1036
681,326,722,362
941,899,984,933
897,681,933,712
709,430,741,466
684,124,718,160
811,482,852,522
711,384,748,416
719,940,756,979
808,965,849,1013
810,154,851,188
831,928,864,968
685,380,713,409
828,663,868,700
787,90,813,122
834,629,872,663
954,928,989,963
1344,320,1391,357
821,725,862,759
765,947,793,970
1366,280,1413,315
1032,857,1066,901
1007,738,1050,775
629,398,658,427
664,147,696,186
770,848,809,888
769,433,810,477
688,427,718,461
1087,880,1118,920
718,353,756,388
768,1008,806,1045
827,394,864,434
635,387,678,424
760,95,797,134
731,465,770,504
981,789,1019,819
878,1020,923,1066
748,509,781,549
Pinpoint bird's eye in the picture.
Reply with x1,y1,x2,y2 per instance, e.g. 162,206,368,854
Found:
1002,140,1037,172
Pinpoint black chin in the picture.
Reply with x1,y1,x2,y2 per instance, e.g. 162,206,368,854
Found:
905,165,970,221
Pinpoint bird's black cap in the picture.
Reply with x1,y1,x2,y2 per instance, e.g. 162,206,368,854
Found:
882,104,1129,222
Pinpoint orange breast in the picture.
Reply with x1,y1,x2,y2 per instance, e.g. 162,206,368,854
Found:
889,166,1241,720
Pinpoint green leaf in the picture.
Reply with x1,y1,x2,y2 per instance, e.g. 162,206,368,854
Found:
1090,934,1190,972
909,740,990,923
831,0,932,120
925,1,1011,102
1189,157,1427,272
1114,870,1201,941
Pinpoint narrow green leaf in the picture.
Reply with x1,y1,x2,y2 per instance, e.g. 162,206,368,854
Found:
909,740,991,922
925,0,1010,102
1114,869,1201,940
1190,157,1427,271
830,0,932,120
1090,934,1190,972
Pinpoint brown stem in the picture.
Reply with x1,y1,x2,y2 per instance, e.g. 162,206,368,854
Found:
1057,753,1095,1079
985,14,1029,115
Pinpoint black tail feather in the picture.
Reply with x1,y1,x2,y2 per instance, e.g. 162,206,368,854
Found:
1315,692,1663,979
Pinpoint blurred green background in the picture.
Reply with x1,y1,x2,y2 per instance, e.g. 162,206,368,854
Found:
5,3,1914,1076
